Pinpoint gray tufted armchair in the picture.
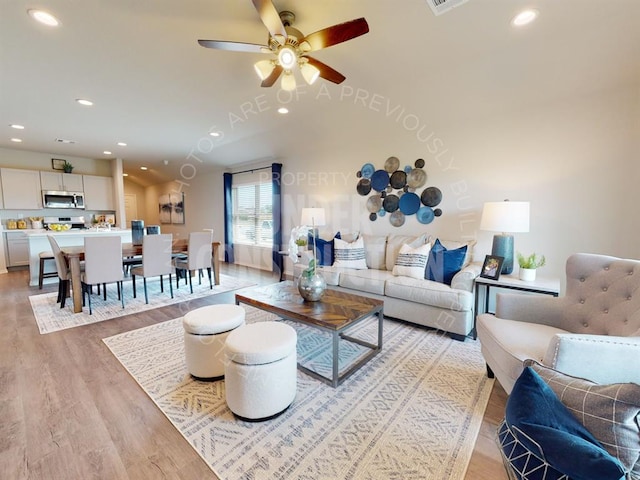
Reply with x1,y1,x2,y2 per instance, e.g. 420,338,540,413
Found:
476,253,640,394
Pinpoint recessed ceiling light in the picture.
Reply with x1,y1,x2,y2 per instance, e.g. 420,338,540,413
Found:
140,166,148,171
55,138,76,144
10,124,25,129
103,150,112,155
76,98,93,106
278,107,289,114
117,142,127,146
511,9,539,27
122,173,129,177
28,9,60,27
10,138,22,143
209,131,221,137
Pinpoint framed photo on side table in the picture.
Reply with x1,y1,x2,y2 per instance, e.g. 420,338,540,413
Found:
480,255,504,280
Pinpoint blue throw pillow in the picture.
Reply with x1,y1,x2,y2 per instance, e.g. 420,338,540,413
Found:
308,231,340,266
506,367,626,480
425,239,467,285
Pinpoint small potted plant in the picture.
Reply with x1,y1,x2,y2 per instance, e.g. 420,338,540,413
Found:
517,252,546,281
294,236,308,253
62,160,74,173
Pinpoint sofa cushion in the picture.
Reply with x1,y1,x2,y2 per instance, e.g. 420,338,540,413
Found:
333,237,368,269
385,234,429,271
425,238,467,285
362,234,387,270
338,269,394,296
525,359,640,477
392,242,431,279
439,239,476,267
506,367,626,479
385,275,473,311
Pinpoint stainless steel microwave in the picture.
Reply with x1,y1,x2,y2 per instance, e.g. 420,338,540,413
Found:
42,190,85,209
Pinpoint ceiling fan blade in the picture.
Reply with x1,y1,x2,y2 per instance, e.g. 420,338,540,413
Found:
306,57,346,84
261,65,283,87
252,0,287,40
301,18,369,52
198,39,269,54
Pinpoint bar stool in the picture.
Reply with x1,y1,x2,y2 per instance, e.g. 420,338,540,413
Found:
38,251,58,289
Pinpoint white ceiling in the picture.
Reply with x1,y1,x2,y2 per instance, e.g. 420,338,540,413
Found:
2,0,639,187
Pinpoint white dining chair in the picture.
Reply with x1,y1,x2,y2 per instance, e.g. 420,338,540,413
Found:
81,236,125,314
47,235,72,308
130,234,174,304
173,231,213,293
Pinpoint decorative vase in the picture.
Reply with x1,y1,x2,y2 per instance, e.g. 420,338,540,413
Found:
519,268,536,282
297,271,326,301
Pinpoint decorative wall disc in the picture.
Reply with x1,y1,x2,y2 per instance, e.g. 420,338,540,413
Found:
434,208,442,217
389,170,407,189
421,186,442,207
369,212,377,221
389,210,405,227
415,158,425,168
384,156,400,172
366,195,383,213
383,194,399,212
371,170,390,191
417,206,435,224
357,178,372,196
360,163,375,179
399,192,420,215
407,168,427,188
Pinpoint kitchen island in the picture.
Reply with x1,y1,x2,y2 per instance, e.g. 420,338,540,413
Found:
26,229,132,287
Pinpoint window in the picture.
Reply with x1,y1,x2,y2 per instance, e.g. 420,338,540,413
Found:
232,182,273,246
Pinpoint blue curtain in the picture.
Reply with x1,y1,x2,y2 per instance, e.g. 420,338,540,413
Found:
223,172,234,263
272,163,283,276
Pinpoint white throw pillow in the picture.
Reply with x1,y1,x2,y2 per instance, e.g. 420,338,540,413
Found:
333,237,368,269
392,242,432,279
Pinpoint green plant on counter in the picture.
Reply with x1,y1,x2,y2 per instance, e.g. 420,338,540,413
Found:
517,252,546,269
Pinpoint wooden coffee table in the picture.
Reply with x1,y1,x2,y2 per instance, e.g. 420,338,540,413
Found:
235,281,384,387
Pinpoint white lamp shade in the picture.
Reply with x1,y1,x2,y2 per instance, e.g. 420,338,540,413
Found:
281,71,296,91
301,208,326,227
480,201,530,233
254,60,275,81
300,62,320,85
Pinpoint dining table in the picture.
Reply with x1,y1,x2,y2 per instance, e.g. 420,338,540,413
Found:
62,240,221,314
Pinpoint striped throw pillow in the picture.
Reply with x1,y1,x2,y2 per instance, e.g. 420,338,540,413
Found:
333,237,368,269
392,242,431,279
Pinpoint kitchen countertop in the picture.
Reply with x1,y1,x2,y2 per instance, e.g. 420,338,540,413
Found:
24,228,129,236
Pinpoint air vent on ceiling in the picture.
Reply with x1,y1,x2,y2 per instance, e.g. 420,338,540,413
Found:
425,0,470,16
55,138,76,144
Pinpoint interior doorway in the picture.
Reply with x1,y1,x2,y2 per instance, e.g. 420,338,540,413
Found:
123,194,138,227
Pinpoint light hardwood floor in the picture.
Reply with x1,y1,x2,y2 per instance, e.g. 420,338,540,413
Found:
1,265,508,479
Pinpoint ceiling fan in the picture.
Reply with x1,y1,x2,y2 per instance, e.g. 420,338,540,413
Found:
198,0,369,91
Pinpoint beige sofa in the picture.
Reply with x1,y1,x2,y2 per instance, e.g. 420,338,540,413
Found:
293,233,480,341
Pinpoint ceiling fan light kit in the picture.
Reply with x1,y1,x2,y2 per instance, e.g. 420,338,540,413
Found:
198,0,369,89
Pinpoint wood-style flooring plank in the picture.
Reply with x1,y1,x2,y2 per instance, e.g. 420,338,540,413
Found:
1,266,508,480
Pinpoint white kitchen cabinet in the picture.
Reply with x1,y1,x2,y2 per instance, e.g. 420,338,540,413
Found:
0,168,42,209
40,171,84,192
83,175,115,210
5,231,29,266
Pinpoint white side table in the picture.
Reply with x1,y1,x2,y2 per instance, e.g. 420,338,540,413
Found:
473,274,560,338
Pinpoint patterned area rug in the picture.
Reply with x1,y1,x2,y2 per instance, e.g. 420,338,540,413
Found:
103,306,494,480
30,274,254,334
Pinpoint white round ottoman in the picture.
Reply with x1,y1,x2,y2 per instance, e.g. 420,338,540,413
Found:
224,321,297,421
183,304,245,380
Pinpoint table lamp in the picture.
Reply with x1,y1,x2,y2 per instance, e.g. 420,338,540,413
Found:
300,207,326,267
480,201,530,274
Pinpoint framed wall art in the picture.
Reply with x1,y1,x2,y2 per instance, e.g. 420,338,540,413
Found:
158,192,185,224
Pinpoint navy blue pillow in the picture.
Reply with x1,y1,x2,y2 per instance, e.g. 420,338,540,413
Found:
425,239,467,285
308,231,340,266
506,367,625,480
